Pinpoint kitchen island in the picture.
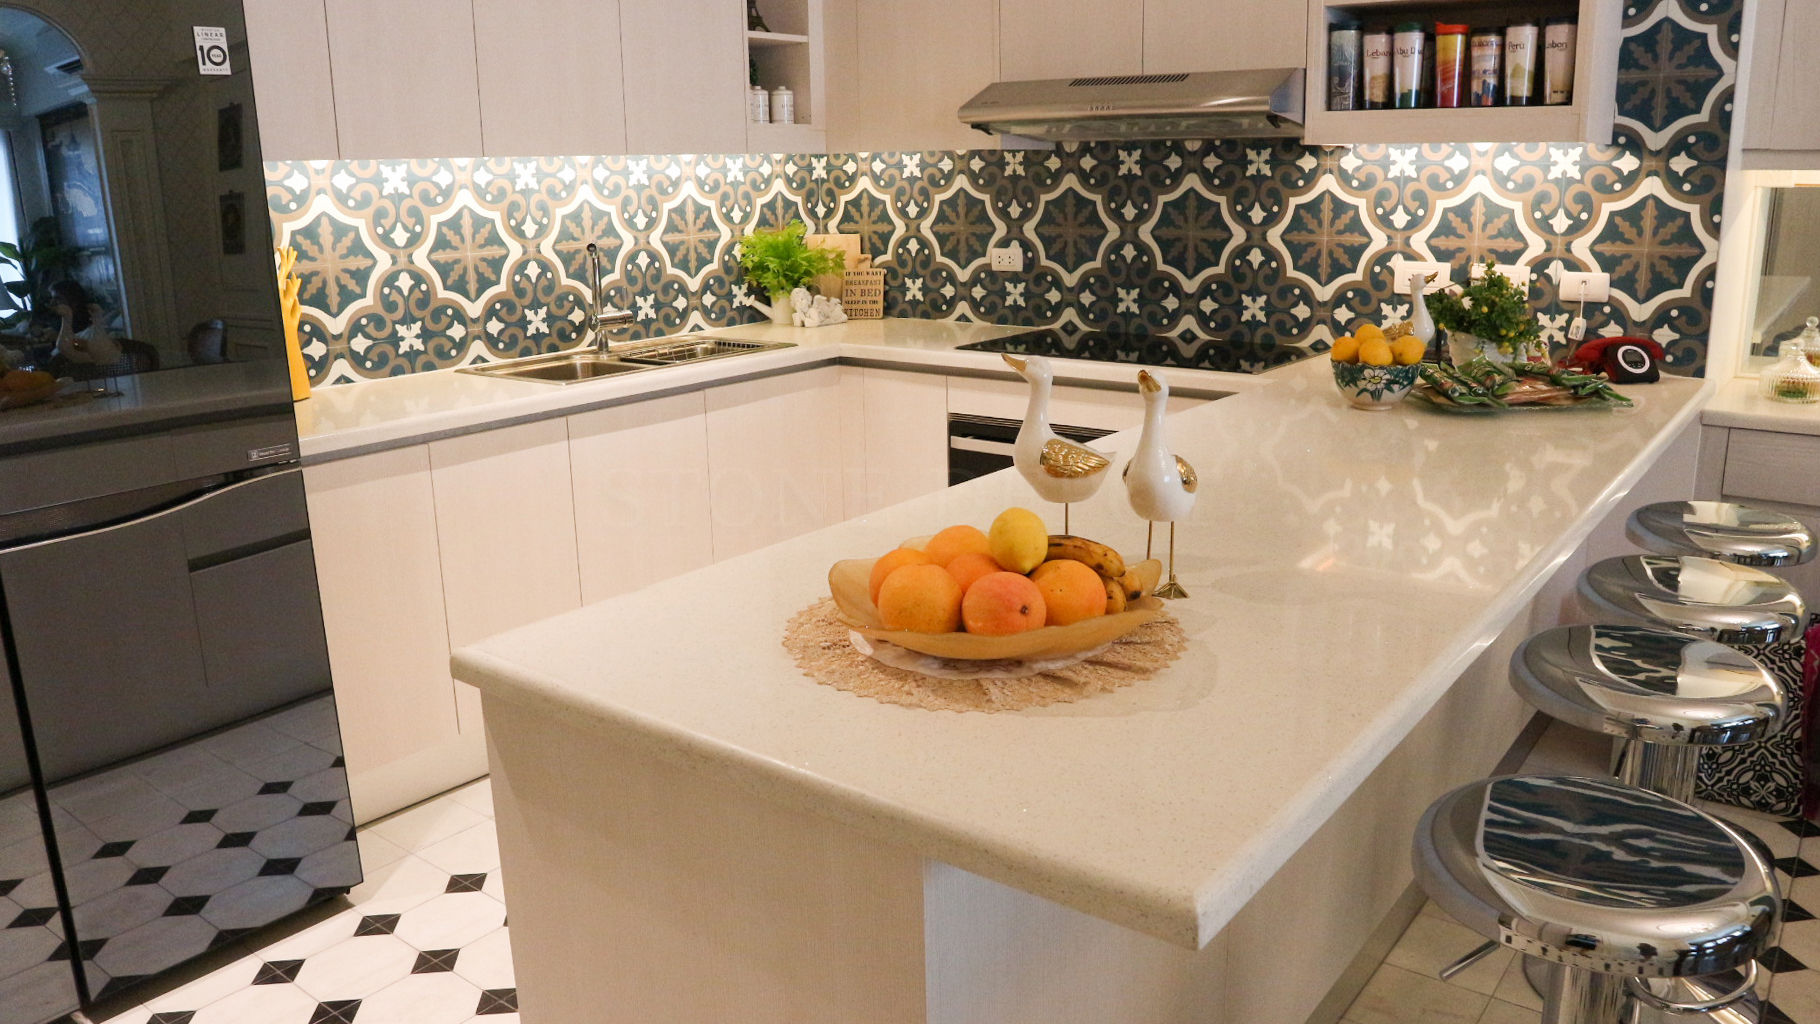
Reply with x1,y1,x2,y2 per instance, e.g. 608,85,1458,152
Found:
451,357,1710,1024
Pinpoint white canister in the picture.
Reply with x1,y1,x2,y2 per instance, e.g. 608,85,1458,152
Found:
748,85,769,124
770,85,794,125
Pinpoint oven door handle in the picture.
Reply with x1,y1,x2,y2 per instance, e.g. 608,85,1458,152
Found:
0,467,301,554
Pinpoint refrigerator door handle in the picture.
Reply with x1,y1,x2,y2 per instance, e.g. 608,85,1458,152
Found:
0,467,301,554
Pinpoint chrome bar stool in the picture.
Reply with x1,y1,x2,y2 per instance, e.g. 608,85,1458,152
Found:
1579,554,1807,646
1627,500,1816,568
1415,775,1778,1024
1508,624,1785,803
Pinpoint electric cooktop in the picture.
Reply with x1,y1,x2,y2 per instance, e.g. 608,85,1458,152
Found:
956,328,1317,374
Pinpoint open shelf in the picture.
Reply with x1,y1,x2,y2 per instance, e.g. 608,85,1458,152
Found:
747,30,810,48
1302,0,1620,145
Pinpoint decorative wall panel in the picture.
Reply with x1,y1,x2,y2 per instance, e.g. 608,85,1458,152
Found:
266,0,1737,385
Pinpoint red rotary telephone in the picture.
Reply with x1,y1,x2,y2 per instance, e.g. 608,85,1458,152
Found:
1565,336,1666,384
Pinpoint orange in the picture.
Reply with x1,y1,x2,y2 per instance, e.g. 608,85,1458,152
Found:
944,551,1001,594
869,548,934,604
961,572,1047,635
1029,559,1108,626
876,564,963,633
924,524,992,567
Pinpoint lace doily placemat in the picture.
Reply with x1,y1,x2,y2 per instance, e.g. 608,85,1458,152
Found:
783,598,1188,713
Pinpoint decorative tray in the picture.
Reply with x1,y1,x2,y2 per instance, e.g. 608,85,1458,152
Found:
1409,387,1636,415
1410,360,1634,414
827,556,1164,661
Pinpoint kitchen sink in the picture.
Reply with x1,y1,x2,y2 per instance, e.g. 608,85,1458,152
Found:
460,352,655,384
618,338,793,365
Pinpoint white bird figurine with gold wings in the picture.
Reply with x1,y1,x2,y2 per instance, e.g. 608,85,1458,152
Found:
1124,369,1197,598
1004,353,1114,533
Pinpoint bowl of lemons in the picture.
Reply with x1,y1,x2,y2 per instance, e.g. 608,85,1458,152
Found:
1329,322,1424,411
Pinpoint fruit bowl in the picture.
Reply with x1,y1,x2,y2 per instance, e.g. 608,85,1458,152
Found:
1333,360,1420,411
828,556,1165,661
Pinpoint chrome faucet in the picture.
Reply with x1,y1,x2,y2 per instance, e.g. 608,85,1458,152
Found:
585,243,635,354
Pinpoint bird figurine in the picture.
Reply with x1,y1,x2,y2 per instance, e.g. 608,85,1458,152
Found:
1003,353,1114,534
1123,369,1197,599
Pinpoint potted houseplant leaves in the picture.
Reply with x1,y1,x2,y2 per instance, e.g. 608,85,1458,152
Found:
739,220,846,325
1425,260,1544,364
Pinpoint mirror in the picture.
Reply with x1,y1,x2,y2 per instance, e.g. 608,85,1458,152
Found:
1743,185,1820,374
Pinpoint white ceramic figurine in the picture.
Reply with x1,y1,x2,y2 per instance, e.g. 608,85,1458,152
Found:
1123,369,1197,599
1003,353,1113,534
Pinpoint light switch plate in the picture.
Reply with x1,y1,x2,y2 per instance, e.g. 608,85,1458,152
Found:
1389,258,1451,293
1468,263,1534,289
989,245,1025,273
1556,270,1610,303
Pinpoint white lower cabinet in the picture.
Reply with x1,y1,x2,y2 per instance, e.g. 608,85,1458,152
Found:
427,419,583,738
302,446,469,825
569,393,716,604
1705,425,1820,602
704,367,848,559
851,367,951,515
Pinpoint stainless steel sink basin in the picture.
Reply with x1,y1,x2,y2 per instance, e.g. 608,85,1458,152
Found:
461,339,794,384
619,338,793,365
460,352,654,384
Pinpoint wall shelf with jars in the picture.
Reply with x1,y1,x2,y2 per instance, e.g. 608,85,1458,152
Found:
1301,0,1621,146
745,0,825,152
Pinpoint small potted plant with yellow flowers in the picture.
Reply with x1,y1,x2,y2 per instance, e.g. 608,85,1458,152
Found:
1425,260,1544,365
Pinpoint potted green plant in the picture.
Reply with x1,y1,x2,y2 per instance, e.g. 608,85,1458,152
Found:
1425,260,1544,364
738,221,846,325
0,217,79,330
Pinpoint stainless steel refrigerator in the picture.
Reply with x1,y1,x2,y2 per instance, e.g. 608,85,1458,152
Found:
0,5,358,1021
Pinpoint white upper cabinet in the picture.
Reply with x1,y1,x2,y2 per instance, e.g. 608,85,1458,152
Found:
621,0,750,154
830,0,1000,153
999,0,1142,81
1144,0,1306,73
244,0,340,160
1744,0,1820,164
323,0,484,158
473,0,629,156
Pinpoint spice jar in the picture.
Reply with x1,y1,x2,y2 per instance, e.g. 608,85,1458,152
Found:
1760,339,1820,403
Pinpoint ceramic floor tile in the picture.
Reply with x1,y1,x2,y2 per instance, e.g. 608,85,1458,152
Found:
293,933,421,1001
1384,913,1512,997
186,974,319,1024
392,891,508,952
249,902,361,963
354,829,410,874
355,969,484,1024
416,822,501,876
448,779,494,819
1477,997,1540,1024
365,796,487,854
451,927,515,991
344,855,452,917
141,951,264,1013
1343,962,1488,1024
1491,955,1544,1011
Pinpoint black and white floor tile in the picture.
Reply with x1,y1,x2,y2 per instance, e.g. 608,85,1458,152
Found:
85,778,511,1024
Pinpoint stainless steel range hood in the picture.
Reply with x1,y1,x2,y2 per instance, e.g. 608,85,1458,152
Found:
958,68,1304,141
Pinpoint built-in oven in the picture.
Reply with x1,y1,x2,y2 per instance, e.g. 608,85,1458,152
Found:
948,413,1116,486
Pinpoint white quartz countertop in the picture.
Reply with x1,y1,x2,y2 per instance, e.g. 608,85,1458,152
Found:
1702,377,1820,436
294,319,1289,460
451,358,1710,950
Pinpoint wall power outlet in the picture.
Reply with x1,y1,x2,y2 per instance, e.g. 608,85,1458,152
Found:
989,245,1025,272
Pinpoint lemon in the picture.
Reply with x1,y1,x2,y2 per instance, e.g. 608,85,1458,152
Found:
988,507,1049,574
1390,337,1425,366
1359,339,1395,367
1329,335,1360,363
1354,322,1386,345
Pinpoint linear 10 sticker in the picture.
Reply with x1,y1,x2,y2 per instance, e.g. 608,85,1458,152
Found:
194,26,231,75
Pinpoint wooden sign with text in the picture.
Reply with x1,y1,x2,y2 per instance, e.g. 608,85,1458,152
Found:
842,267,886,319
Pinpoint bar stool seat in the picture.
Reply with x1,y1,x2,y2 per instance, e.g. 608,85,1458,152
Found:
1580,555,1807,646
1627,501,1816,567
1511,624,1783,747
1416,775,1778,1022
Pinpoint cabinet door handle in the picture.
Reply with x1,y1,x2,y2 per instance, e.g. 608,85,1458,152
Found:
0,468,301,554
949,437,1017,457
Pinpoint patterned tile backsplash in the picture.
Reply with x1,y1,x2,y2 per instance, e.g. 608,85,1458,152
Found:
265,0,1736,386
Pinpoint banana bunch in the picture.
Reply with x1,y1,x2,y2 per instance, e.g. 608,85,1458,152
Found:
1047,535,1145,613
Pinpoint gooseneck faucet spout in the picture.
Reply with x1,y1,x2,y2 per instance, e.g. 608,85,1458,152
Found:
585,243,636,353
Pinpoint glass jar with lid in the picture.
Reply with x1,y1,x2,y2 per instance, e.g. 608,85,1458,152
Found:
1799,316,1820,369
1760,339,1820,403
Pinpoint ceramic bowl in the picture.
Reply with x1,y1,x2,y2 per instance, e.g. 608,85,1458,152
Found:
827,556,1164,661
1332,360,1420,411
